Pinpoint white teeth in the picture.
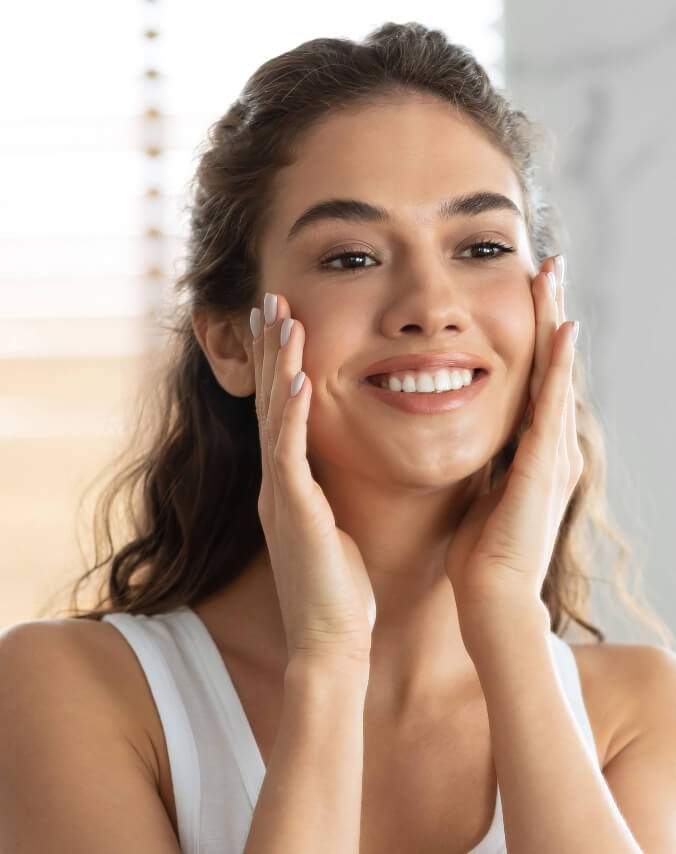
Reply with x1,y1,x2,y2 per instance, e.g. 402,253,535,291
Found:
380,368,475,393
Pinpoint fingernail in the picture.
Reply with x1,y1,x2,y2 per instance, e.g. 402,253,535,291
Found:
250,307,261,340
290,370,305,397
264,293,278,326
546,272,556,299
554,254,565,287
572,320,580,344
280,317,294,348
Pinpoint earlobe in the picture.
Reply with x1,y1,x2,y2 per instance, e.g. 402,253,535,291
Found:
191,312,256,398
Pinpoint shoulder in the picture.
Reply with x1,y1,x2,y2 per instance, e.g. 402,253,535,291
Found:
0,618,183,849
0,616,161,786
568,638,676,769
570,640,676,850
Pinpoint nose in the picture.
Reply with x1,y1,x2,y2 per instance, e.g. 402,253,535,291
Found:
380,254,473,338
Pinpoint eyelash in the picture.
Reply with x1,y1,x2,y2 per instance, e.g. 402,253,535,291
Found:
319,240,515,272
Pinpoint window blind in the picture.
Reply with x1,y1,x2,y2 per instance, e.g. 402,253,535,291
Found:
0,1,504,358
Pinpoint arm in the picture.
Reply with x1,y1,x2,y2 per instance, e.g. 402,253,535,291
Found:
600,642,676,854
243,654,370,854
461,600,644,854
0,621,181,853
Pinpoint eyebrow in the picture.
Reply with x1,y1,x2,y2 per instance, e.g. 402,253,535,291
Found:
286,191,523,242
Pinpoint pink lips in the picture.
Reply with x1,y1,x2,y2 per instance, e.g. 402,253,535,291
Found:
361,368,489,414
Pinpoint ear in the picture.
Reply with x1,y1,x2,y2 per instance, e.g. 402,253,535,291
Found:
192,311,255,398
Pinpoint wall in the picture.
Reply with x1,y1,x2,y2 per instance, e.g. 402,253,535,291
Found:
503,0,676,642
0,317,155,627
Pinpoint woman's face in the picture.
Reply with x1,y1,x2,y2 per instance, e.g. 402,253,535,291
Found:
256,94,539,490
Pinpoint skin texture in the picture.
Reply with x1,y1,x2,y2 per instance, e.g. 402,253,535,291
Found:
193,93,554,725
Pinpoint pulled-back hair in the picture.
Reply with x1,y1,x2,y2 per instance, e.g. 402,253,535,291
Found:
49,22,672,649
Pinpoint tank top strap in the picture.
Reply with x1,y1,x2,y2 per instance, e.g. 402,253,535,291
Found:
102,611,202,853
103,607,266,854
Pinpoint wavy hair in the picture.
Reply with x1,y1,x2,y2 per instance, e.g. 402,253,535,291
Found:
45,21,673,650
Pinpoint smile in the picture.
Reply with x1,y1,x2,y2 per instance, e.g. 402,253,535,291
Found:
360,369,489,414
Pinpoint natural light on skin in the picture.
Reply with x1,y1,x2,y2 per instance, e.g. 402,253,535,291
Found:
205,94,544,722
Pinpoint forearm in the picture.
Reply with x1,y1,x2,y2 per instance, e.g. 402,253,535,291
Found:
243,655,369,854
461,601,642,854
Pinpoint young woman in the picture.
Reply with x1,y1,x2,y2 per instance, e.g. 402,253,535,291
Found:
2,21,674,854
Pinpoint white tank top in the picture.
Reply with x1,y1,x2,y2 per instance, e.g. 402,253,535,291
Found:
102,606,599,854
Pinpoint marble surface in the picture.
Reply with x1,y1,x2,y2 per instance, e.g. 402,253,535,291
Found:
503,0,676,642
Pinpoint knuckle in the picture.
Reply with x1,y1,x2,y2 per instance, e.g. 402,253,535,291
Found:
572,451,584,480
264,431,277,459
272,442,293,470
257,487,273,519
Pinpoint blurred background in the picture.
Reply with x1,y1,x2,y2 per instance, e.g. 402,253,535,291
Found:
1,0,674,641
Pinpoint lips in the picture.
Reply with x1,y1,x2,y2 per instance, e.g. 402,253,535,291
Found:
360,352,491,381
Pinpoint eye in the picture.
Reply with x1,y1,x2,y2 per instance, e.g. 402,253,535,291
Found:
318,239,515,273
319,248,378,272
458,240,515,260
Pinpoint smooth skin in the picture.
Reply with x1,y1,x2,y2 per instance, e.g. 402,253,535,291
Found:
192,94,676,849
442,263,580,620
2,92,674,854
195,93,569,718
250,241,577,651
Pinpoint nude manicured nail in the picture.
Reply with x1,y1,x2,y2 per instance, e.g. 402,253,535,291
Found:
264,293,278,326
290,371,305,397
554,254,565,286
250,307,261,340
280,317,294,348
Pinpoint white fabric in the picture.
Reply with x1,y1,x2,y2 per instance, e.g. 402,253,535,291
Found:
102,606,599,854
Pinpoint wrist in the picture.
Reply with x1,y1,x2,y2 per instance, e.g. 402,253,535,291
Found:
457,594,551,661
285,650,371,690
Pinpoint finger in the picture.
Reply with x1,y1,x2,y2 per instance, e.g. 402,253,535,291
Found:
267,295,308,447
269,311,318,516
250,301,277,514
259,292,315,497
262,292,286,418
531,258,559,403
275,346,315,507
553,253,565,326
529,319,578,463
250,305,264,424
555,263,571,440
556,255,567,328
564,343,583,486
250,292,290,458
555,261,582,474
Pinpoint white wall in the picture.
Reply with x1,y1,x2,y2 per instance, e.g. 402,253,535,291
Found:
504,0,676,642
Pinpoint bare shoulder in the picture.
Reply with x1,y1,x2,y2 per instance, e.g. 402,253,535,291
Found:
0,616,161,786
568,637,676,769
0,617,180,852
570,639,676,851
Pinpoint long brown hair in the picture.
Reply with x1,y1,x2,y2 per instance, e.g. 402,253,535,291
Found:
45,21,672,649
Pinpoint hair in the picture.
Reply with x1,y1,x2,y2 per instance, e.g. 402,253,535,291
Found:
44,21,672,650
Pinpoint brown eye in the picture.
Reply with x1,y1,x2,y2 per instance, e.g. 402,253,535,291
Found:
320,250,378,271
459,240,515,259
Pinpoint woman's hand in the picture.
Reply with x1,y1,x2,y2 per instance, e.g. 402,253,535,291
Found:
444,256,583,629
251,292,375,666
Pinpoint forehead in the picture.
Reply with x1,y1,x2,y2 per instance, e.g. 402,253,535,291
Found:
266,95,525,240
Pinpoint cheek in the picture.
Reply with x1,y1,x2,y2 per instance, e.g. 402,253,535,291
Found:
485,291,536,372
300,310,362,389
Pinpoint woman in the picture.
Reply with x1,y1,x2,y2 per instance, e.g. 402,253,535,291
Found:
1,21,674,854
